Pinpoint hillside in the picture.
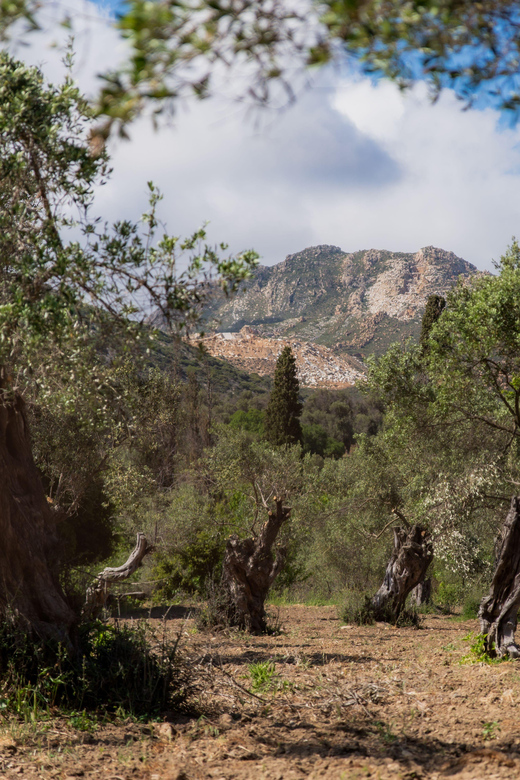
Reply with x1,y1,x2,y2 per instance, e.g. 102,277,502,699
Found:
193,328,366,388
149,330,272,396
203,244,481,359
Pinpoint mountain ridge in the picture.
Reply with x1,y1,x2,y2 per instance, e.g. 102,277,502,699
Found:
203,244,482,359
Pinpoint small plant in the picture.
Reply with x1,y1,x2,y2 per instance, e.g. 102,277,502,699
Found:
249,661,277,692
68,710,99,732
460,632,506,665
374,720,397,745
482,720,500,740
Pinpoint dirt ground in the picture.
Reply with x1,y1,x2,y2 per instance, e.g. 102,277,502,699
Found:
1,605,520,779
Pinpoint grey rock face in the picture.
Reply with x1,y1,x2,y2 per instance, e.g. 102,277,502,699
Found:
203,244,481,358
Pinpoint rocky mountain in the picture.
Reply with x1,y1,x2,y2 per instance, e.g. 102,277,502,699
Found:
204,245,481,359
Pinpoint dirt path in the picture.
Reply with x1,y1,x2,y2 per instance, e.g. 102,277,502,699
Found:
1,606,520,779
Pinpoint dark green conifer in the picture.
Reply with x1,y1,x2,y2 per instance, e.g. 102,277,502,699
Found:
264,346,303,446
420,294,446,350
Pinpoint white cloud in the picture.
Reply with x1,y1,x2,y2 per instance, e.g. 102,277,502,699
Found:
332,78,406,142
8,3,520,272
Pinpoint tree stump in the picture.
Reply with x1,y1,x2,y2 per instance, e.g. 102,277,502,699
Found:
83,532,153,619
479,495,520,658
371,525,433,622
220,497,290,633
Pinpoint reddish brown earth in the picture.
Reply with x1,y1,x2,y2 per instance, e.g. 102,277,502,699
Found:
1,606,520,779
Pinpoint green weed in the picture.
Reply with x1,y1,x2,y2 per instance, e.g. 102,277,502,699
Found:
0,619,191,721
249,661,277,692
482,720,500,740
460,632,506,665
374,720,397,745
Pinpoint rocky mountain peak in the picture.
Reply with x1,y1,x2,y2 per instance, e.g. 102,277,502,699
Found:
203,244,481,360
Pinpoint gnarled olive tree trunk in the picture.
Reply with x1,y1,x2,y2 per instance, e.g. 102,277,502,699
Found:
220,497,290,633
83,532,153,619
0,392,75,642
371,525,433,622
479,495,520,658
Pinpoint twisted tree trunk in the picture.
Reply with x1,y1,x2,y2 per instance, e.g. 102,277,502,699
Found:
83,532,153,619
0,391,75,642
220,497,290,633
372,525,433,622
479,495,520,658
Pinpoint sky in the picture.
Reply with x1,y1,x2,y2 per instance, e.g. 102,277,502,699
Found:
9,0,520,273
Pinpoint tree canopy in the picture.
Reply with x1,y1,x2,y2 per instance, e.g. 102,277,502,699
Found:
0,52,257,389
3,1,520,136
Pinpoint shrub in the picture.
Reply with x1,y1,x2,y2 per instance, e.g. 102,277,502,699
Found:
0,620,191,720
341,591,421,627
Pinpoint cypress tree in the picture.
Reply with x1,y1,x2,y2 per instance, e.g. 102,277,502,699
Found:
264,346,303,446
420,294,446,350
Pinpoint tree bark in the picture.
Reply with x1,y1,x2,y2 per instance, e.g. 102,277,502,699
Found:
220,497,290,633
410,578,432,607
371,525,433,622
0,391,75,642
479,495,520,658
83,532,153,619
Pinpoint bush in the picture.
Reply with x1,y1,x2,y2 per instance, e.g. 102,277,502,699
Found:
229,409,265,436
462,596,481,620
0,620,190,720
341,592,375,625
302,423,345,459
340,591,421,627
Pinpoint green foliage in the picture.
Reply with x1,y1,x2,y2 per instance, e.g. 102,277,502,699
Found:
264,346,303,447
153,529,224,599
0,620,189,719
93,0,520,135
248,661,277,692
341,592,376,626
462,595,482,621
482,721,500,740
229,408,265,436
0,53,258,396
341,592,420,627
427,240,520,447
461,632,505,665
5,0,520,137
302,423,345,458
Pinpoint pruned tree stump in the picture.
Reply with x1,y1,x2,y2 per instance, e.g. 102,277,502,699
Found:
83,532,153,620
219,496,290,633
371,525,433,622
479,495,520,658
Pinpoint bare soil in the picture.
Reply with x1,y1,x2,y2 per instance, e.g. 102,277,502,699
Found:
1,606,520,779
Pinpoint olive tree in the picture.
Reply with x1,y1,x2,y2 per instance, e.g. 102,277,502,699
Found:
0,53,257,642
